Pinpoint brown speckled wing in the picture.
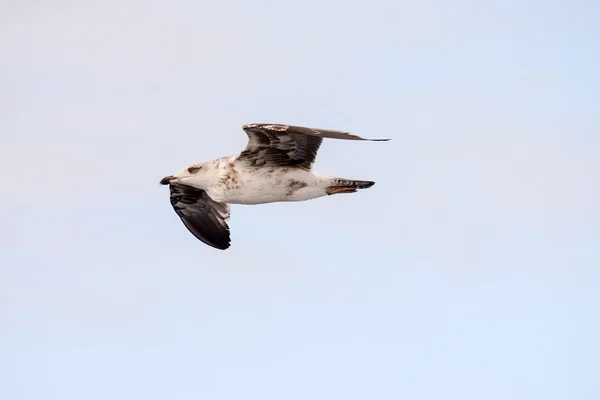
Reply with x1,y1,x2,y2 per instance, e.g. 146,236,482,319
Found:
238,123,390,170
168,183,231,250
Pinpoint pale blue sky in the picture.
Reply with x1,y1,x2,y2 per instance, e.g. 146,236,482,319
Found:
1,0,599,399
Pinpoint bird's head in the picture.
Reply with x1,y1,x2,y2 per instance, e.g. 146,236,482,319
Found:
160,162,212,188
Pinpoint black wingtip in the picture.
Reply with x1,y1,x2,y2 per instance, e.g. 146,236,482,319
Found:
209,240,231,250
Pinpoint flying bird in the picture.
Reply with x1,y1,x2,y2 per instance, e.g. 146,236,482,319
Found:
160,123,389,250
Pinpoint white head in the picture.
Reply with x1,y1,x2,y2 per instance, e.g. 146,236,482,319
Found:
159,162,214,189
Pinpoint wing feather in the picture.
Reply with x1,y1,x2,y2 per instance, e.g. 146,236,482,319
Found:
168,183,231,250
238,123,389,170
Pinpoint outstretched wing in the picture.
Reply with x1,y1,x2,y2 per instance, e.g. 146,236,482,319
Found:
168,183,231,250
238,123,390,171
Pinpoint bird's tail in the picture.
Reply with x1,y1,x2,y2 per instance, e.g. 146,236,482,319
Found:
326,179,375,195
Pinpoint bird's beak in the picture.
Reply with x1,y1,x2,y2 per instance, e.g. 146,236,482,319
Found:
160,175,175,185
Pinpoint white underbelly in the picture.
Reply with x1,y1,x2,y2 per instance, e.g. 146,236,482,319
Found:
216,168,328,205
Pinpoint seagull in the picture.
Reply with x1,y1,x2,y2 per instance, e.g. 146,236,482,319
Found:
160,123,389,250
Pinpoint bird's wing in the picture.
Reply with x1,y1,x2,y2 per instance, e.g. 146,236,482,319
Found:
238,123,390,171
168,183,231,250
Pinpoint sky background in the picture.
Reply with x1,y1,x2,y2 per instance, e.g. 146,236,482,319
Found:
1,0,599,399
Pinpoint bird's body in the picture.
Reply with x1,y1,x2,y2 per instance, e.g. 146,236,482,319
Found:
160,123,389,250
187,156,360,205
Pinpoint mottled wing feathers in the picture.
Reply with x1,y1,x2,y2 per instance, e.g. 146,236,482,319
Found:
169,183,231,250
239,124,322,170
238,123,390,170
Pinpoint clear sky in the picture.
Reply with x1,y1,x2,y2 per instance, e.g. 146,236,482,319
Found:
1,0,599,399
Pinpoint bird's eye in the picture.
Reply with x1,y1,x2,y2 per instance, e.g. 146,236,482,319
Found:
188,166,201,174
